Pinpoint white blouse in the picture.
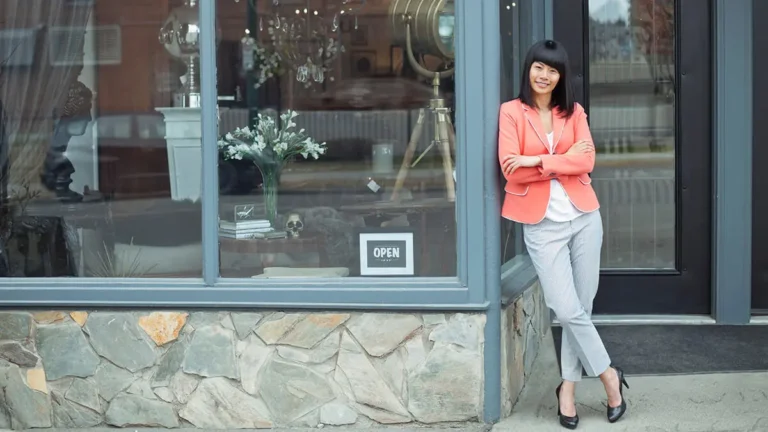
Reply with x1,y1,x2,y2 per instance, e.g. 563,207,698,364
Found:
544,132,584,222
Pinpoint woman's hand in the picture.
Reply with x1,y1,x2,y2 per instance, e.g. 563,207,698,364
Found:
502,155,542,176
566,140,595,154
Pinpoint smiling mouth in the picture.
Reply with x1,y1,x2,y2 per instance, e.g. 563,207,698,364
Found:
535,81,549,88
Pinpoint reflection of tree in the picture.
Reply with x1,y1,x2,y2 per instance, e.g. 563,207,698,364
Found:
631,0,674,92
589,17,630,63
631,0,675,153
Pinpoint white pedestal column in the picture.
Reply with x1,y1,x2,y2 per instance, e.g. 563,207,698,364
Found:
156,107,202,202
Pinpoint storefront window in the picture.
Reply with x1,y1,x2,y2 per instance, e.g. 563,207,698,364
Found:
0,0,202,278
215,0,458,278
0,0,463,283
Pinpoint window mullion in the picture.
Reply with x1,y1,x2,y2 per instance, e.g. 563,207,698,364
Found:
200,0,220,285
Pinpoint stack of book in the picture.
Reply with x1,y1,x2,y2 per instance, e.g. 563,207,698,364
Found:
218,219,287,239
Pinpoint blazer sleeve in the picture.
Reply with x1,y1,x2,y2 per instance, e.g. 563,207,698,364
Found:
538,106,595,176
498,104,554,184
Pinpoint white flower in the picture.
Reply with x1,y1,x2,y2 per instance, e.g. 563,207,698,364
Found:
218,110,326,165
255,135,267,152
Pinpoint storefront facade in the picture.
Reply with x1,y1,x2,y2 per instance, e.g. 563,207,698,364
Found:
0,0,758,428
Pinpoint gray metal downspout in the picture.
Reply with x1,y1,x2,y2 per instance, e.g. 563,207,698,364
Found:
482,0,502,424
200,0,220,284
712,0,752,323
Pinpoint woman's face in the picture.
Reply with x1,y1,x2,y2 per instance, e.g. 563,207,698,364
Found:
529,61,560,96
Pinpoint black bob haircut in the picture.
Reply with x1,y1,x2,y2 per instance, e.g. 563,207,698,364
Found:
518,39,576,119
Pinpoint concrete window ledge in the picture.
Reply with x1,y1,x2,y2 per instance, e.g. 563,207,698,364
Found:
499,255,549,417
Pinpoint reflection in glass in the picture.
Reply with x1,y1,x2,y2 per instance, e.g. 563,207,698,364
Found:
217,0,458,278
588,0,675,269
438,14,455,55
0,0,203,278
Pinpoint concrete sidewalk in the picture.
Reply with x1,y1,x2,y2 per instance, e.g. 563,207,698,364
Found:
493,331,768,432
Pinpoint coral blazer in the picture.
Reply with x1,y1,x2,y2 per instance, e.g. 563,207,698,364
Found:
498,99,599,224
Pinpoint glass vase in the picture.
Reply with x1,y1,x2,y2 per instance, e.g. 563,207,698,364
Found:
260,165,282,227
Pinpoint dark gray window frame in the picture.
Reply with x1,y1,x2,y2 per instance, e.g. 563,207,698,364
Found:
0,0,508,310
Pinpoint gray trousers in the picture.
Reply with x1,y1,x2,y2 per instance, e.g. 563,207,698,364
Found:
523,210,611,381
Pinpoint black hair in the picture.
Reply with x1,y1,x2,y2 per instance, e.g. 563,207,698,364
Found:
518,39,576,118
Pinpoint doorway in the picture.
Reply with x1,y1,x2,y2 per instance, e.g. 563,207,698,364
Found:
554,0,713,314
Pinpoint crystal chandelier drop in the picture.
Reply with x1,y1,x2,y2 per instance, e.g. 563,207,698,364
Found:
239,0,366,88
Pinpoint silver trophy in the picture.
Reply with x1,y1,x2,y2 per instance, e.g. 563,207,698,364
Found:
159,0,202,108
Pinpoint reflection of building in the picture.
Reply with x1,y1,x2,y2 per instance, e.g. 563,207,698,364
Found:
0,0,760,429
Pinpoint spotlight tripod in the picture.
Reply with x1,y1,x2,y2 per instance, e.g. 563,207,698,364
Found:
389,13,456,202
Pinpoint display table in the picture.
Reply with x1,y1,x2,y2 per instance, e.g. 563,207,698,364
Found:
219,235,328,276
15,197,111,277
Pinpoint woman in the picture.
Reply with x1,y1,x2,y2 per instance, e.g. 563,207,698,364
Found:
498,39,629,429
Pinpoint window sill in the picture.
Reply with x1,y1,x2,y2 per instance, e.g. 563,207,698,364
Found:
500,254,538,307
0,277,490,310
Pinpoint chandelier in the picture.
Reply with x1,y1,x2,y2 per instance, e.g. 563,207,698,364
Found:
238,0,366,88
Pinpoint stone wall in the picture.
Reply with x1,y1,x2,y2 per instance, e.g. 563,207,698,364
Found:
0,310,487,429
500,281,549,416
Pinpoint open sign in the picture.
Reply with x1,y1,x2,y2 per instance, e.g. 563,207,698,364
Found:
358,230,416,276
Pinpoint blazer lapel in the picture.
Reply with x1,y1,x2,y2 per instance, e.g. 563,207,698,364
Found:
522,104,549,152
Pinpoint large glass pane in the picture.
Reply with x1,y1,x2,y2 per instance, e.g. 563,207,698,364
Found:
215,0,457,278
588,0,675,269
0,0,202,277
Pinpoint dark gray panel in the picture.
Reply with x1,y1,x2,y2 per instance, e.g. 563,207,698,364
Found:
713,0,752,323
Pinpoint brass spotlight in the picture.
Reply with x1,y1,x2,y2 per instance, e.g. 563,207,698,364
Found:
389,0,455,60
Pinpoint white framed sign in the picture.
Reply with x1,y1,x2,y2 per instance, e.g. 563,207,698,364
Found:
357,229,416,276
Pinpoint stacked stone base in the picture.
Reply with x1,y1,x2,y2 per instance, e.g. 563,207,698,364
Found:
0,310,487,429
0,280,548,430
501,281,549,415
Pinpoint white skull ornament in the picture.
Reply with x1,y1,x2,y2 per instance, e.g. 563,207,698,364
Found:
285,213,304,238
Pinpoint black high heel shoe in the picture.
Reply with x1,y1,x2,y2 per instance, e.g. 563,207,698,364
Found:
555,382,579,430
607,366,629,423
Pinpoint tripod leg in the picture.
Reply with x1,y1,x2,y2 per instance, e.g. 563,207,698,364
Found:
436,119,456,202
446,115,456,156
391,109,425,201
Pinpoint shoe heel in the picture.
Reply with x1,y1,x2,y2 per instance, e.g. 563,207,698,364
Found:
607,366,628,423
621,377,629,389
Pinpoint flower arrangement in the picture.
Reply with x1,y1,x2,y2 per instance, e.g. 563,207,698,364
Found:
252,42,284,90
218,110,327,224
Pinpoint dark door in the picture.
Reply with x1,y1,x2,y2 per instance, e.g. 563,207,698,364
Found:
554,0,712,314
752,0,768,313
